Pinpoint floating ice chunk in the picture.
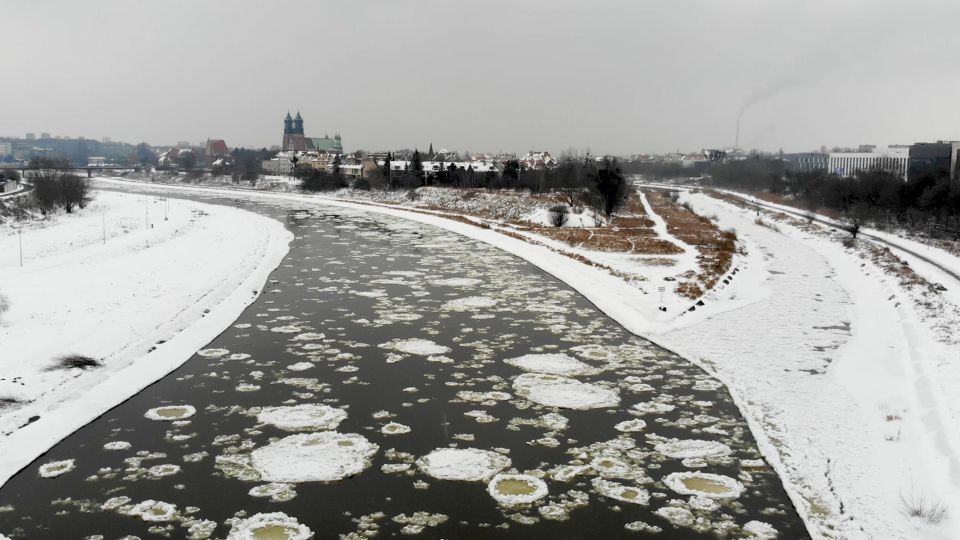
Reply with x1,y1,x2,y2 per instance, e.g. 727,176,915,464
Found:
513,373,619,410
197,348,230,358
38,459,75,478
654,439,732,459
271,325,302,334
102,496,131,510
457,390,511,402
663,472,744,499
442,296,498,311
147,464,181,478
381,422,411,435
743,520,778,539
292,332,325,341
589,456,633,479
391,339,451,356
432,277,482,287
591,478,650,505
631,401,675,415
504,353,591,376
248,482,297,502
689,495,720,512
236,383,260,392
129,500,178,522
226,512,313,540
615,419,647,432
418,448,510,482
287,362,314,372
257,404,347,432
103,441,132,451
487,473,548,506
654,505,695,526
144,405,196,421
251,432,378,483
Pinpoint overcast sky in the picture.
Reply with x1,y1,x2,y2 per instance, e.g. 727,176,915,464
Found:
5,0,960,155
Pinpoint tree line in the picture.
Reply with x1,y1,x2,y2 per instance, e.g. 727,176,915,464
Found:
28,158,91,214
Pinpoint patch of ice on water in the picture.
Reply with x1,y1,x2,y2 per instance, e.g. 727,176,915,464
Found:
743,520,778,539
513,373,619,410
631,401,675,415
591,478,650,505
236,383,260,392
389,339,451,356
257,404,347,431
442,296,498,311
654,505,695,527
663,472,744,499
418,448,510,482
432,277,481,287
103,441,132,451
654,439,732,459
144,405,196,421
456,390,511,402
270,325,302,334
287,362,314,371
38,459,75,478
128,500,178,522
615,419,647,432
197,348,230,358
504,353,591,376
147,464,181,478
381,422,411,435
487,473,548,506
251,432,378,483
226,512,312,540
248,482,297,502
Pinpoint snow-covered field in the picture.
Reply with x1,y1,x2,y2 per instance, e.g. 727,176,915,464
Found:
0,190,291,486
85,177,960,538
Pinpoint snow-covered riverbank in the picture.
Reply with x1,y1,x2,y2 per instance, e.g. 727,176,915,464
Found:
0,190,292,486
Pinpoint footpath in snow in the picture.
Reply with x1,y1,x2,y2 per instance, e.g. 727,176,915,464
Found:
0,190,291,486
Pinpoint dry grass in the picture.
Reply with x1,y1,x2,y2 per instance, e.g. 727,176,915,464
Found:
644,190,739,299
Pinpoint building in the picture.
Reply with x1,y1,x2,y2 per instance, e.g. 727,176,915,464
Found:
827,146,909,181
783,152,829,174
87,156,108,167
520,151,557,170
1,179,19,194
281,112,343,153
262,153,294,175
909,141,960,181
205,139,230,166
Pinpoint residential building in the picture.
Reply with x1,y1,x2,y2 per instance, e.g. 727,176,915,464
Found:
0,142,11,158
205,139,230,166
262,153,294,175
520,151,557,170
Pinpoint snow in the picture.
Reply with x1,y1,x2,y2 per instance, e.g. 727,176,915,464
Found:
84,177,960,538
250,432,379,482
513,373,620,410
417,448,511,482
503,353,592,376
0,188,291,488
256,404,347,431
525,206,604,228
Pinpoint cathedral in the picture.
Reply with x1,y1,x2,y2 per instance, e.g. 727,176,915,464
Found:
281,112,343,153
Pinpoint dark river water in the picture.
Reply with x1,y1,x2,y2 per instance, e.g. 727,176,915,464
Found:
0,187,808,539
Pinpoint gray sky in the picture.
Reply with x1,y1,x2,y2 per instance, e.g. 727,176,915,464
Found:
5,0,960,155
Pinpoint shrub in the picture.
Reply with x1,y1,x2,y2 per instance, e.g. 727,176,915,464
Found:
900,490,948,525
50,354,102,370
548,205,569,227
0,292,9,324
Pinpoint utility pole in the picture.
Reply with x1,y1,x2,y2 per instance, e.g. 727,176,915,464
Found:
102,209,106,244
145,196,149,228
18,229,23,267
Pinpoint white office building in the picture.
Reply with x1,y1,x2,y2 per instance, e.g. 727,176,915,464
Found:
827,146,909,181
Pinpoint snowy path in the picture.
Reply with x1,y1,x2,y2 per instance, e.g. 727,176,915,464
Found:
661,191,960,539
637,191,694,257
0,190,291,486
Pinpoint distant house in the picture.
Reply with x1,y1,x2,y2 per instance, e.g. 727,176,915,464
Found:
1,179,19,194
262,153,294,175
87,156,108,167
520,151,557,170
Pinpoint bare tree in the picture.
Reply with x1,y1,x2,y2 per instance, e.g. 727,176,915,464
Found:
840,205,865,239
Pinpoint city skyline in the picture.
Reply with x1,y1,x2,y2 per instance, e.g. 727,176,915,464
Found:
5,0,960,155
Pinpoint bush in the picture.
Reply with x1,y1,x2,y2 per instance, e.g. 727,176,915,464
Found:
0,292,10,325
50,354,102,370
548,205,569,227
900,490,948,525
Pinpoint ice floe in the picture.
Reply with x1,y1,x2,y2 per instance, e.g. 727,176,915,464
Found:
654,439,732,459
513,373,619,410
38,459,75,478
504,353,591,376
418,448,510,482
487,473,548,506
257,404,347,432
144,405,196,421
663,471,744,499
387,339,451,356
226,512,313,540
250,432,378,482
